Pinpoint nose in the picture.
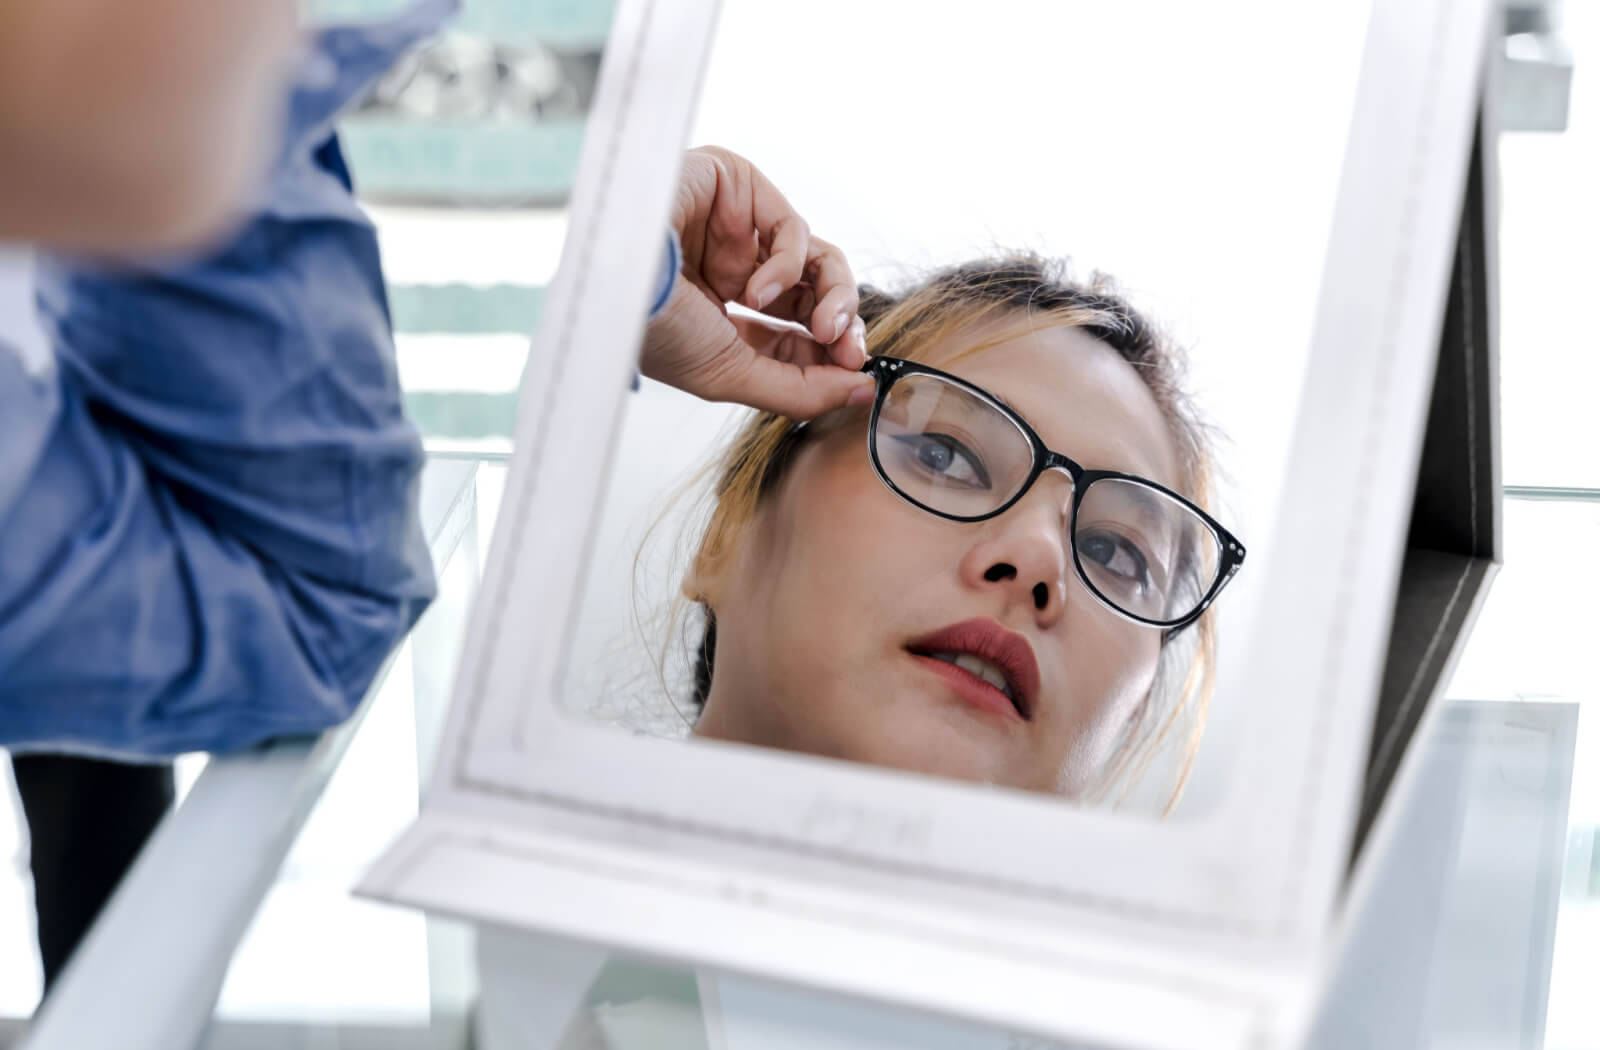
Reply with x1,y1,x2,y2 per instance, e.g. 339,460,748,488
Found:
957,471,1074,628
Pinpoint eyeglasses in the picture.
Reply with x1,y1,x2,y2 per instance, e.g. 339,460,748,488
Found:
856,355,1245,634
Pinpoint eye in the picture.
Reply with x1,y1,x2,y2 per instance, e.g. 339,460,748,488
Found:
889,433,990,488
1077,530,1152,592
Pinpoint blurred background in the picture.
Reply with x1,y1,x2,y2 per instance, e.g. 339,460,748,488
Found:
1,0,1596,1047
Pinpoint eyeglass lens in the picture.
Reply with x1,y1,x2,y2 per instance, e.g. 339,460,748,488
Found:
872,371,1222,625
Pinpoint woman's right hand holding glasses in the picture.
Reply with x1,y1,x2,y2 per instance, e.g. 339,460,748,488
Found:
639,146,876,420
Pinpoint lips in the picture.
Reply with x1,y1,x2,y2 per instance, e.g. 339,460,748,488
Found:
905,618,1041,721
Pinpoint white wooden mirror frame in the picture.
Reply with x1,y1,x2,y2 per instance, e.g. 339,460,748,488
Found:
360,1,1498,1047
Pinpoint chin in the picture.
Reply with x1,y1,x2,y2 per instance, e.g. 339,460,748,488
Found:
767,688,1026,788
823,735,1014,790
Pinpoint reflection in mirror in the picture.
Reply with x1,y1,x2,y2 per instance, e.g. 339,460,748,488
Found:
559,0,1369,815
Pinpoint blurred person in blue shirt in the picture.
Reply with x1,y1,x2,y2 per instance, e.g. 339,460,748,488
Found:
2,4,456,761
2,0,455,986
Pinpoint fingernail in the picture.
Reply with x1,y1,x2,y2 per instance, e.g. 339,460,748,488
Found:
833,309,851,342
754,282,782,309
852,318,869,364
846,382,876,406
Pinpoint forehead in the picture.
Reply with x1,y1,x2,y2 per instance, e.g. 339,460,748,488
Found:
921,320,1181,489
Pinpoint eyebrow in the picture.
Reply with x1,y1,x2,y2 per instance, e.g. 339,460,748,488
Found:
980,386,1045,438
984,388,1022,415
987,385,1164,493
1079,471,1179,535
1116,483,1177,534
963,371,1174,503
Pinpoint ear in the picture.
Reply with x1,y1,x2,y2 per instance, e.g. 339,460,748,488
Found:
683,490,778,613
682,453,790,613
682,544,729,609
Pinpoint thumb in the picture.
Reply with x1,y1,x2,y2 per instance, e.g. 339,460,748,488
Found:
717,356,877,420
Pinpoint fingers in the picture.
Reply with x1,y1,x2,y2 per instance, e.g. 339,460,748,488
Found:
742,213,809,311
753,237,866,368
735,156,860,342
713,352,877,421
684,146,868,369
720,314,874,417
646,298,874,420
729,313,834,369
800,236,859,345
694,152,764,304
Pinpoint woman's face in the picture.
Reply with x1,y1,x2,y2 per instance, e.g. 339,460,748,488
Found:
692,320,1181,796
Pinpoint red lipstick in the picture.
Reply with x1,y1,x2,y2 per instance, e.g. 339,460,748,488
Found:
905,618,1041,721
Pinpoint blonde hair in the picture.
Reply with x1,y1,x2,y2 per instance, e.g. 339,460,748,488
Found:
664,254,1220,812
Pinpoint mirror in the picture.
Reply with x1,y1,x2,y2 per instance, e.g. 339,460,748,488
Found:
553,0,1372,816
361,0,1498,1042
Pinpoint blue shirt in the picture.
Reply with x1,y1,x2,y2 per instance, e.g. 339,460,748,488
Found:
0,2,457,759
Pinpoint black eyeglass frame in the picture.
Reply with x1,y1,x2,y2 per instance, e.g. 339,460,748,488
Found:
857,355,1247,635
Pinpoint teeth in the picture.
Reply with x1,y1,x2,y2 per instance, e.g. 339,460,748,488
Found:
929,651,1016,701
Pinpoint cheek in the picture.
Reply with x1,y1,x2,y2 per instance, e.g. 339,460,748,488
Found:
1103,627,1163,706
748,437,968,708
1050,616,1163,780
763,444,907,623
714,445,916,744
1057,579,1163,685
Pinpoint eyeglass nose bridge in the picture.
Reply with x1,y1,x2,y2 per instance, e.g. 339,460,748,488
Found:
1037,450,1086,495
1028,453,1113,615
1005,453,1085,547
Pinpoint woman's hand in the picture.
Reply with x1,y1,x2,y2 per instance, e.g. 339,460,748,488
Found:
640,146,876,419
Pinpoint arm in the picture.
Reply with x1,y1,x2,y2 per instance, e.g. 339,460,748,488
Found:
0,0,299,250
0,12,451,759
0,358,428,758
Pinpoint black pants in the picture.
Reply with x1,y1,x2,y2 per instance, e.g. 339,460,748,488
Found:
11,755,174,988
